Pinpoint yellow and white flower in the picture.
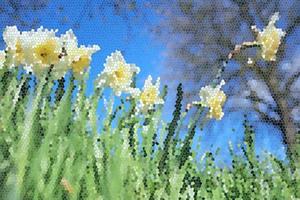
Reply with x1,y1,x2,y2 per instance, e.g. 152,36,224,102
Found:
2,26,100,79
3,26,61,75
97,50,140,96
256,12,285,61
70,45,100,75
193,80,226,120
21,27,61,76
22,27,59,66
139,75,164,111
60,30,100,78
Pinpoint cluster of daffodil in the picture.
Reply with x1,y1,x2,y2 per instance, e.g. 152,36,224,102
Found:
0,26,165,112
0,26,100,79
95,49,227,118
96,50,164,112
0,12,284,119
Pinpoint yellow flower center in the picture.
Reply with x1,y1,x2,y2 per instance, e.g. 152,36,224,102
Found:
71,55,90,74
15,40,24,63
140,86,158,105
111,64,131,85
34,39,59,65
115,67,125,79
207,91,226,120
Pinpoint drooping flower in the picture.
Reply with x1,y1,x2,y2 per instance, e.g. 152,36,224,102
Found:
193,80,226,120
70,45,100,74
97,50,140,96
60,30,100,78
139,75,164,111
256,12,285,61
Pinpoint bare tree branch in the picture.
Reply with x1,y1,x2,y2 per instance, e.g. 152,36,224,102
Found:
285,71,300,93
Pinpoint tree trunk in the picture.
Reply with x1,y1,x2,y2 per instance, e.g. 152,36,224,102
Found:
267,74,297,160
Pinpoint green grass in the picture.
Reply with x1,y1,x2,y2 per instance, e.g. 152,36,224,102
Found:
0,67,299,200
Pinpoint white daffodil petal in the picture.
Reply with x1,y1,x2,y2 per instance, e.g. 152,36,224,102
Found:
98,50,140,96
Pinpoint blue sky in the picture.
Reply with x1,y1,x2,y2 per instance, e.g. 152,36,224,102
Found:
1,0,287,164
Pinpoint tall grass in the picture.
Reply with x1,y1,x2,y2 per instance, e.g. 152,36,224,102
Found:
0,67,299,200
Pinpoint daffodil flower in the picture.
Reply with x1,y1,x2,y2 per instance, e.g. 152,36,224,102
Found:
193,80,226,120
97,50,140,97
70,46,100,75
256,12,285,61
2,26,100,80
26,27,61,76
60,30,100,78
139,75,164,112
3,26,60,76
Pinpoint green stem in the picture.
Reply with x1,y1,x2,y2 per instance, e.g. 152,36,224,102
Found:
15,75,47,199
178,107,203,169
